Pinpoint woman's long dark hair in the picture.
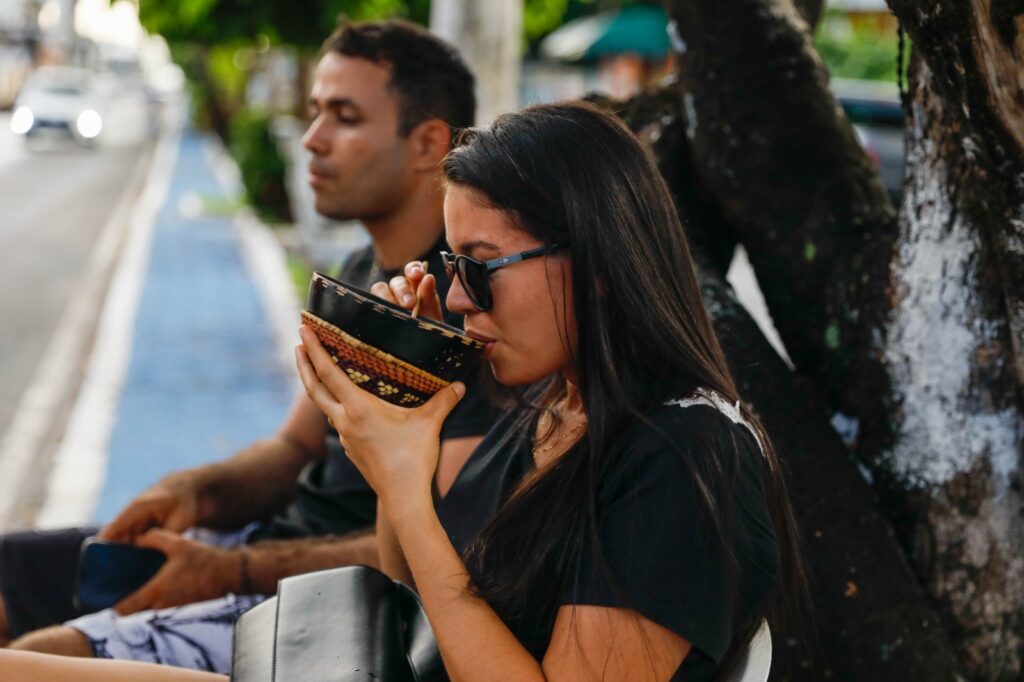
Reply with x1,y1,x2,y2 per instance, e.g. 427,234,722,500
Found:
443,102,806,678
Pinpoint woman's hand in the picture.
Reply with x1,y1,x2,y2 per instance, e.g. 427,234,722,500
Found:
370,260,444,322
295,325,465,512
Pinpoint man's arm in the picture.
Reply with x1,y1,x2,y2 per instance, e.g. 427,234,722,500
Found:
243,531,380,593
196,390,329,529
102,390,328,541
112,429,484,613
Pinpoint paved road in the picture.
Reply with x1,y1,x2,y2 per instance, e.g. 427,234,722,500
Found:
0,116,149,442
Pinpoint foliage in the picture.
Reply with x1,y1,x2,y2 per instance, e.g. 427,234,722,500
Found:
814,11,906,82
229,108,292,223
137,0,416,49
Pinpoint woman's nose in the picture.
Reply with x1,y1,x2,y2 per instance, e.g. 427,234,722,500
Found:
445,273,476,316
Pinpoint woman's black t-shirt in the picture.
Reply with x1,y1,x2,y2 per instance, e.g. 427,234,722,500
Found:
435,391,781,680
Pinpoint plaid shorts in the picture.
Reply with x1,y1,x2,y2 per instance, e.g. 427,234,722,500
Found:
66,525,265,673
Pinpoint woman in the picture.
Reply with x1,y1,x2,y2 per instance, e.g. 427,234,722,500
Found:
0,102,802,681
297,101,804,680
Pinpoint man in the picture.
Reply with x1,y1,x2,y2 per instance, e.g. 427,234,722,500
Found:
0,19,491,673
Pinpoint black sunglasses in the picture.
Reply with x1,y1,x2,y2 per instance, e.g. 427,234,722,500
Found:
440,244,564,312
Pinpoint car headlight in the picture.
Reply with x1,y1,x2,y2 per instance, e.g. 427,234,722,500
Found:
10,106,34,135
75,109,103,139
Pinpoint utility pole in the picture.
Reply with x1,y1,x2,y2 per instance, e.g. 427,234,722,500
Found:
430,0,522,125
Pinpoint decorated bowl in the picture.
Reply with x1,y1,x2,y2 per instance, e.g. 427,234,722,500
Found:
302,272,484,407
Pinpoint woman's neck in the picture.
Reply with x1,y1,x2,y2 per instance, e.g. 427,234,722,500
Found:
532,374,587,470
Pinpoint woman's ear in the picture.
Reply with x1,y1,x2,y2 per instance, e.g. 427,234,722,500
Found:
409,118,452,172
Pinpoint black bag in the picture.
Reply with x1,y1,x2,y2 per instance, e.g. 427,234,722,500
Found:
231,565,446,682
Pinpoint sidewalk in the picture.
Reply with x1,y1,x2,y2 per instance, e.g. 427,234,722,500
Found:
35,120,299,528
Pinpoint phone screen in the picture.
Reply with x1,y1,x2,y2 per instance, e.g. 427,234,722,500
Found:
74,539,167,613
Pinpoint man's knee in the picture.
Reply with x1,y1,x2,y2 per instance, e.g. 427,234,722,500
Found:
8,625,93,658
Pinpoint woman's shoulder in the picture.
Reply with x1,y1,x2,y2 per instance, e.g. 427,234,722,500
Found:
628,388,763,453
608,388,767,487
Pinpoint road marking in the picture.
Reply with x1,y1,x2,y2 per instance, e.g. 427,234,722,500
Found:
0,137,155,530
33,103,185,529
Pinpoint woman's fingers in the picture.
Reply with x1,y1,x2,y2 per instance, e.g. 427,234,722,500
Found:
419,381,465,424
298,326,367,407
415,274,445,322
368,262,429,311
389,275,417,308
295,344,345,420
404,260,427,282
370,281,400,305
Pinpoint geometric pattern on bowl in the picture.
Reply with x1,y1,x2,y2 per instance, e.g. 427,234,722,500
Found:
301,310,451,407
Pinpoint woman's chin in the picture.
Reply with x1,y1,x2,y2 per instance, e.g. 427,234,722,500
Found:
487,360,518,387
487,357,557,388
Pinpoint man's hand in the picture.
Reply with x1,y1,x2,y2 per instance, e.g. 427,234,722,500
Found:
98,474,204,543
114,529,242,615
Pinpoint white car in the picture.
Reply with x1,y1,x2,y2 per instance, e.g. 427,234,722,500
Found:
10,66,108,147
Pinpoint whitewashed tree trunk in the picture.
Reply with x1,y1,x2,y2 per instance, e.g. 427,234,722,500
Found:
430,0,522,125
876,0,1024,671
655,0,1024,677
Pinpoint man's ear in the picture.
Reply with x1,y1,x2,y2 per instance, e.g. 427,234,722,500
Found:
409,118,453,171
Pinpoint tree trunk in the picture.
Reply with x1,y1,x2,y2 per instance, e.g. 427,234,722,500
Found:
887,0,1024,398
430,0,522,125
610,85,961,680
663,0,900,450
793,0,824,30
702,267,961,681
873,1,1024,675
658,0,1024,674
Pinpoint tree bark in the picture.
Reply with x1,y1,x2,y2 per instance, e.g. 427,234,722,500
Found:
702,268,961,681
793,0,824,30
610,87,961,681
871,1,1024,675
663,0,900,451
659,0,1024,674
887,0,1024,397
874,55,1024,680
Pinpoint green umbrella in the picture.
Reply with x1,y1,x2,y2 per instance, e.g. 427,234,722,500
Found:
540,6,670,62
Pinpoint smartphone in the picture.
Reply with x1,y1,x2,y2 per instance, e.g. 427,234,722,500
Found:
74,538,167,613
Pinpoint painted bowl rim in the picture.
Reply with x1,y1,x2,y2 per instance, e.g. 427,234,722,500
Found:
309,271,483,348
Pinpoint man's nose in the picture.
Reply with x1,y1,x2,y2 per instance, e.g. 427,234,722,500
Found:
302,116,327,155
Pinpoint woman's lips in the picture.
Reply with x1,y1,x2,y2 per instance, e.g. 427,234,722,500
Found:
465,329,497,358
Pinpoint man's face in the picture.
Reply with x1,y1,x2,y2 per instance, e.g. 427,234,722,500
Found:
302,53,413,221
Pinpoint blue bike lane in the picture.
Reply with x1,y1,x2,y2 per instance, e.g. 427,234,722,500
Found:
42,128,297,526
